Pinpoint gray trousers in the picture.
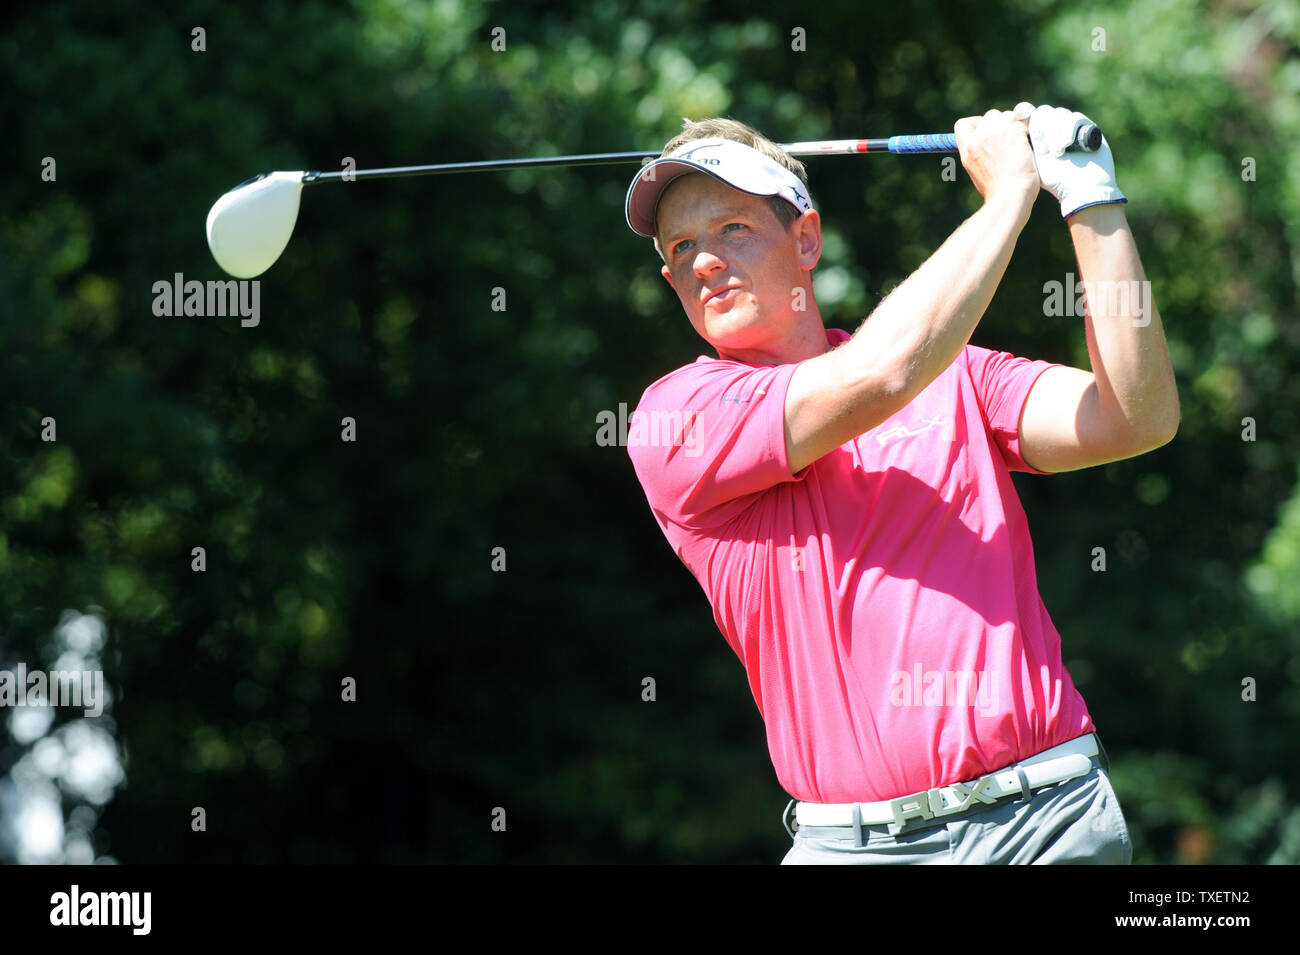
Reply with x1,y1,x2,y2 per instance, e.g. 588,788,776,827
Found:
781,748,1132,865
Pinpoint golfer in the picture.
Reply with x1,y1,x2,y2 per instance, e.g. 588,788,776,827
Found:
622,108,1179,864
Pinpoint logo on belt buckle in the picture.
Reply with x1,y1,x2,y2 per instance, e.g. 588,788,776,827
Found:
888,774,1000,832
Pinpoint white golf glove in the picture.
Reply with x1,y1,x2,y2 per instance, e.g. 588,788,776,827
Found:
1014,102,1126,219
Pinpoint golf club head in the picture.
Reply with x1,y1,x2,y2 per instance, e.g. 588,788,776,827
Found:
206,171,304,278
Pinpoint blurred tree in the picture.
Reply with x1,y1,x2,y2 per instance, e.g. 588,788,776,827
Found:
0,0,1295,863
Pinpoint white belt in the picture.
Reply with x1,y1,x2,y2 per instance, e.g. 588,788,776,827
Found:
795,733,1099,831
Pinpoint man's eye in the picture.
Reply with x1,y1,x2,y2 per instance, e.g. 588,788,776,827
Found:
671,225,741,256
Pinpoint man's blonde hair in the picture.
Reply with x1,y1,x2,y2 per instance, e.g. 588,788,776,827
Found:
655,118,811,247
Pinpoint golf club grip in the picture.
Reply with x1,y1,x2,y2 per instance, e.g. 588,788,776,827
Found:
881,122,1102,155
886,134,959,154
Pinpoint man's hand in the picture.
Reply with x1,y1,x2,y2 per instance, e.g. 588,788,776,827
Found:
953,108,1041,215
1014,102,1126,219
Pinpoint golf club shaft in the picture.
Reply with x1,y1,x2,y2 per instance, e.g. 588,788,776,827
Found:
299,140,944,183
298,127,1100,184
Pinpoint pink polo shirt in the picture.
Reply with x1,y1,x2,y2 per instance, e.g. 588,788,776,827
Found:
627,328,1095,804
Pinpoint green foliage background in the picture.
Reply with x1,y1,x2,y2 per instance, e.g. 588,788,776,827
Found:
1,0,1297,863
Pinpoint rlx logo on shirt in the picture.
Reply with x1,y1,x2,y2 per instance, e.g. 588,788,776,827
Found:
875,415,953,447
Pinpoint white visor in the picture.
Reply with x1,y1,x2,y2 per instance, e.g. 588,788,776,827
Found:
625,138,812,238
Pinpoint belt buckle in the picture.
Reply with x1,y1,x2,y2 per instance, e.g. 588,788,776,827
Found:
782,799,799,838
887,772,1000,835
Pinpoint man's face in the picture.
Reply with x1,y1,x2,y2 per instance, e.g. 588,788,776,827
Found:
656,173,819,359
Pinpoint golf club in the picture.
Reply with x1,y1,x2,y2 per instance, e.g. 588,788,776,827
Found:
206,124,1102,279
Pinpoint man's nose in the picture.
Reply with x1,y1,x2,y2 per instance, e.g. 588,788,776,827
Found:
692,246,726,278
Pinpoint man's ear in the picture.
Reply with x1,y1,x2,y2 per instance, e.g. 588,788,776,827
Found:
793,209,823,271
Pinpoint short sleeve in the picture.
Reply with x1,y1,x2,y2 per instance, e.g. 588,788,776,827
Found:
627,359,801,528
962,344,1062,475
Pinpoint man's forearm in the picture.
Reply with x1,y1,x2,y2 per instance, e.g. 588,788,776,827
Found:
1069,204,1180,439
848,190,1033,398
